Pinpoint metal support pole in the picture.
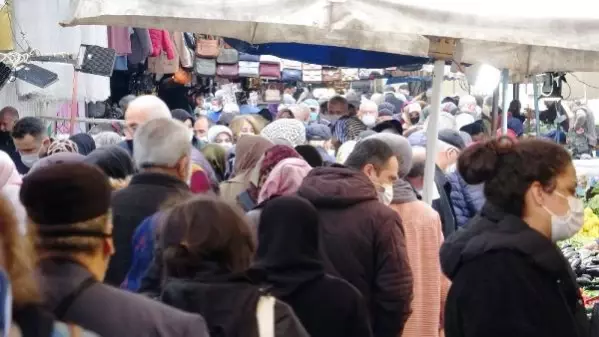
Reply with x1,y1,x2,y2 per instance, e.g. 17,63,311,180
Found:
532,75,541,136
422,59,445,205
513,83,519,101
491,86,499,134
501,69,510,135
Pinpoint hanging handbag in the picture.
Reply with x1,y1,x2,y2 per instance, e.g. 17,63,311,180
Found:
281,69,302,82
341,68,359,81
239,61,260,78
259,63,281,79
172,68,192,85
216,64,239,78
217,49,239,64
259,55,281,64
303,63,322,71
263,86,281,103
359,68,384,80
195,35,220,58
194,58,217,76
281,59,302,70
322,68,342,82
239,53,260,62
302,70,322,82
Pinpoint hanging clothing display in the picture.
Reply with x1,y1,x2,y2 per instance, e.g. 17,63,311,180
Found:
12,0,110,102
107,26,132,55
0,0,14,51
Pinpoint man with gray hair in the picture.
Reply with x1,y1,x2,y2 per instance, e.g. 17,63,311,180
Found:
117,95,217,184
106,118,193,286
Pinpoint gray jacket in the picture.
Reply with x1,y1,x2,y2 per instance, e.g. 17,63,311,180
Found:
38,259,209,337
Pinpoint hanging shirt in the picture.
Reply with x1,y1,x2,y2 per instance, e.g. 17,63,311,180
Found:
107,26,132,55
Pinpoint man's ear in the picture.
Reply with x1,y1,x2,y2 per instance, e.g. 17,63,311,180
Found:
176,155,191,181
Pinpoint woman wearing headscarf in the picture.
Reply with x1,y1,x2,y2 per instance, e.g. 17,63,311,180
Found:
159,196,309,337
47,139,79,156
200,144,227,182
0,150,25,233
246,157,312,228
69,133,97,155
219,135,273,206
239,145,301,212
207,125,234,150
84,145,135,179
251,196,372,337
368,133,449,337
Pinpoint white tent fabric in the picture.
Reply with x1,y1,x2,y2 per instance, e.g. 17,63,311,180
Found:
62,0,599,75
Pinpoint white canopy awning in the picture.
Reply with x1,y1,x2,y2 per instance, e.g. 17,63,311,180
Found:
62,0,599,76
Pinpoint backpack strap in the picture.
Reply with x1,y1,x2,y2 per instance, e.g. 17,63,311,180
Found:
54,277,96,320
256,295,275,337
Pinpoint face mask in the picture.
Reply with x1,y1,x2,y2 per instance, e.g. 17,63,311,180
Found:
219,142,233,150
361,115,377,127
20,153,39,168
322,114,341,123
543,192,584,242
378,184,394,206
327,149,336,158
410,116,420,125
310,111,319,121
446,163,457,174
199,136,208,142
211,104,222,112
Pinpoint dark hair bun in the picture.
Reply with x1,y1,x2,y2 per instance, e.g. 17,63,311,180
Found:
458,138,516,185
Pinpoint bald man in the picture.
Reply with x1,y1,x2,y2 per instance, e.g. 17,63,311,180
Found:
124,95,171,140
117,95,218,186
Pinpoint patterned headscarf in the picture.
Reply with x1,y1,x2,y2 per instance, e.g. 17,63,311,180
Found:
260,119,306,147
47,139,79,156
258,145,301,191
332,116,367,144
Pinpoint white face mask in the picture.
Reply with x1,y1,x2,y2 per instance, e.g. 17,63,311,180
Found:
361,114,377,127
543,192,584,242
20,153,40,168
219,142,233,150
378,184,394,206
327,149,336,158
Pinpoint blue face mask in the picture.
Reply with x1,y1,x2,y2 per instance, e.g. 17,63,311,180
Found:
310,111,319,121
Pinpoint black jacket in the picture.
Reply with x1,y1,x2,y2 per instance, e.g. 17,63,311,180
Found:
432,165,457,238
440,204,590,337
107,172,189,286
160,267,309,337
297,166,413,337
251,195,372,337
0,131,28,174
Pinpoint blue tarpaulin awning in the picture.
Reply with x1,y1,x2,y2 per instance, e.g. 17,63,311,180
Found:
224,38,429,69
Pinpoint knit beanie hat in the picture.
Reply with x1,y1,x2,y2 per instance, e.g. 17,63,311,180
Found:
378,102,396,117
260,119,306,147
20,163,111,226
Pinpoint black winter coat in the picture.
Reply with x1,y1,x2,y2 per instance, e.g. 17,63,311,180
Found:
107,172,190,286
440,203,590,337
161,268,309,337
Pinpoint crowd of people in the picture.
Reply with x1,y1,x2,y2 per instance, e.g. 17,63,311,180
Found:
0,85,592,337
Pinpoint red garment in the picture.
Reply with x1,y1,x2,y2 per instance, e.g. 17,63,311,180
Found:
190,170,211,194
148,29,175,60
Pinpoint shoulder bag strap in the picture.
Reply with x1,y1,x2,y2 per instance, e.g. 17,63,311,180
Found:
256,295,275,337
54,277,96,321
68,324,81,337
